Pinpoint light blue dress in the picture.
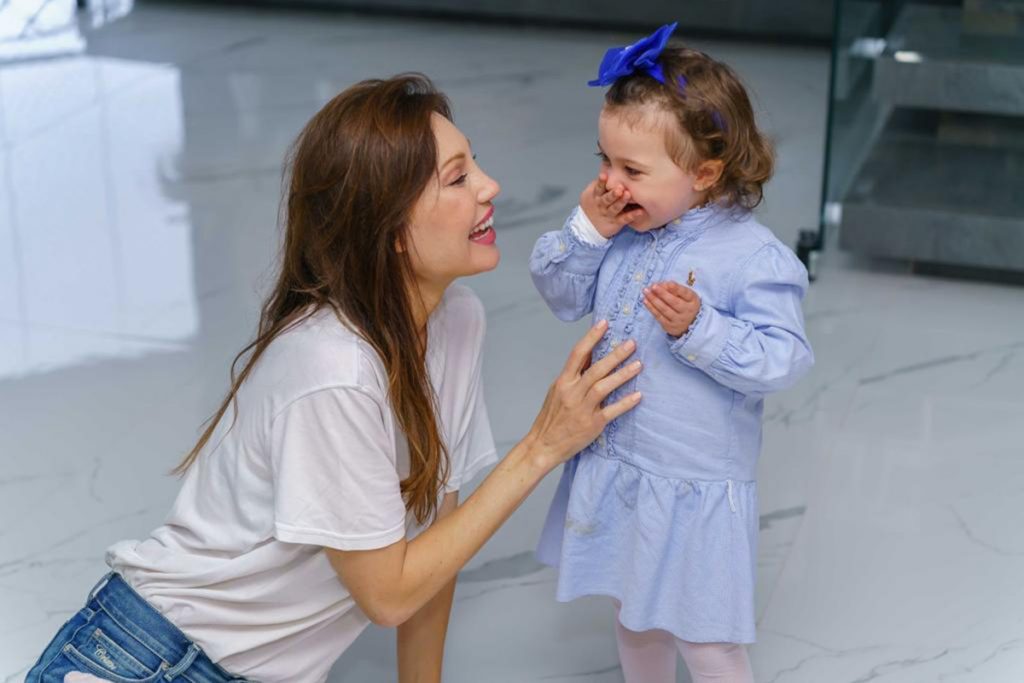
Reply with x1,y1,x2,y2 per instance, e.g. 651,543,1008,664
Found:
531,203,814,644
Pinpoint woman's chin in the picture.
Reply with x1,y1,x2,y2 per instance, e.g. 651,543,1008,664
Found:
467,249,501,275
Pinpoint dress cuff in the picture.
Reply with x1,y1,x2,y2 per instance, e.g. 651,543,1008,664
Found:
668,303,732,372
549,207,613,274
569,205,610,246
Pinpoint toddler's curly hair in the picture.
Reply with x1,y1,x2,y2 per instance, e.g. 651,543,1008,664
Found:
605,45,774,210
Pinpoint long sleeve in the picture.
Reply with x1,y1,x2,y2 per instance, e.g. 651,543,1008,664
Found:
529,206,613,322
669,242,814,395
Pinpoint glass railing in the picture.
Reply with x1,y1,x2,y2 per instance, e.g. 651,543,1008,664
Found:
820,0,1024,275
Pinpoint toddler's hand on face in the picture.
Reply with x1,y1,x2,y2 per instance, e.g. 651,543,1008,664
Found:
580,174,645,239
643,281,701,338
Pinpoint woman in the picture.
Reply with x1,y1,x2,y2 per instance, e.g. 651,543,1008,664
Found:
26,74,642,683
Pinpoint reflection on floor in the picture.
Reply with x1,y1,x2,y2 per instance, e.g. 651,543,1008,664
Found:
1,4,1022,682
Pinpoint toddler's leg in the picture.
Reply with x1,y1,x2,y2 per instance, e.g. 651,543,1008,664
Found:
614,609,678,682
675,640,754,683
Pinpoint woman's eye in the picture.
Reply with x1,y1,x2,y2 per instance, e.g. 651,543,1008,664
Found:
594,152,609,164
625,167,640,176
450,173,468,186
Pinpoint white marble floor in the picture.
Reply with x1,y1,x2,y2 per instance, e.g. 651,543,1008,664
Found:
2,4,1023,682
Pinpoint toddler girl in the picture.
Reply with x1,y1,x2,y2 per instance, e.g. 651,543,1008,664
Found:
531,23,814,683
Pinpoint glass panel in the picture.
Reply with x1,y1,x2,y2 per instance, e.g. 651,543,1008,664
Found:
821,0,1024,273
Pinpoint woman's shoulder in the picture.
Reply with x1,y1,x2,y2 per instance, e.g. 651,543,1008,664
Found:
437,283,487,342
257,307,388,402
426,284,488,374
443,283,485,320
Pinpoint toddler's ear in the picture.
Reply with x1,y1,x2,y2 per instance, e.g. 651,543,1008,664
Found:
693,159,725,192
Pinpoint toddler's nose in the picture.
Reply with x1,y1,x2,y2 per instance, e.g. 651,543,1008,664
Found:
605,171,631,195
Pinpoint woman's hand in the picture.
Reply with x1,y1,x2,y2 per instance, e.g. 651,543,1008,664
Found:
526,319,642,469
326,322,642,631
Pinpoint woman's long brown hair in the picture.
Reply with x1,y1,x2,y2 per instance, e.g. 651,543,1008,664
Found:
173,74,451,525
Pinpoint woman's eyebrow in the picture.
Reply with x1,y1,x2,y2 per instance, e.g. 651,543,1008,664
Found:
441,152,466,169
441,139,472,170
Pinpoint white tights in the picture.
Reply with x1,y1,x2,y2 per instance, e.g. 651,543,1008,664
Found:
614,611,754,683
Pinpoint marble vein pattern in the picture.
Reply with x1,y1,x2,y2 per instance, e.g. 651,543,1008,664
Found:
2,4,1022,682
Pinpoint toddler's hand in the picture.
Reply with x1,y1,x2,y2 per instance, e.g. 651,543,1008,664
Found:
643,281,701,338
579,173,645,239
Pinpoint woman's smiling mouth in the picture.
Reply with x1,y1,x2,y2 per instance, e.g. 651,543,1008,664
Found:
469,208,495,245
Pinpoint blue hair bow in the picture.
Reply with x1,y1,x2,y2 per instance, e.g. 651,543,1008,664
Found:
587,22,678,87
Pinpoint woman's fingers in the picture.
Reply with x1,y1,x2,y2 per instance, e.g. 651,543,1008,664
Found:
602,391,643,422
563,319,608,377
589,359,642,402
581,336,636,387
533,323,644,464
65,674,112,683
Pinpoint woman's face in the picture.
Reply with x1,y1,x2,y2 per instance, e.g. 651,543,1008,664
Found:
404,113,501,293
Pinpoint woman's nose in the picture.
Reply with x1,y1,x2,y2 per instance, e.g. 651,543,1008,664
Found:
478,172,500,203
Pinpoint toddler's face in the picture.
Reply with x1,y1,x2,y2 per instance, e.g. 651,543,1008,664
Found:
596,106,703,231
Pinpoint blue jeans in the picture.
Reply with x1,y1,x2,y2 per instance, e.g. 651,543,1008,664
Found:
26,573,251,682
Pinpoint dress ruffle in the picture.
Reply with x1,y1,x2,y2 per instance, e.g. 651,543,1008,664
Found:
537,450,759,644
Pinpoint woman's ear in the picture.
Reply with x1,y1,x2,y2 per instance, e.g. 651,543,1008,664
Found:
693,159,725,192
394,236,406,254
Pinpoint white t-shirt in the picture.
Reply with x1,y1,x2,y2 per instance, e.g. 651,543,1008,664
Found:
106,284,498,683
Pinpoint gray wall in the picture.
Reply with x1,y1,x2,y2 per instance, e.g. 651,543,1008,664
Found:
216,0,835,42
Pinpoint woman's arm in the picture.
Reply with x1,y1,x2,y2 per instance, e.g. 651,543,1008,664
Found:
326,320,642,628
396,491,458,683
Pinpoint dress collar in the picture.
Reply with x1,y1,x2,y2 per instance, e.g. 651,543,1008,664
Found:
662,202,722,236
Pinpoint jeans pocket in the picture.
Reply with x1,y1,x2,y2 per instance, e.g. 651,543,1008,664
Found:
57,620,166,683
58,640,166,683
36,646,165,683
25,608,95,683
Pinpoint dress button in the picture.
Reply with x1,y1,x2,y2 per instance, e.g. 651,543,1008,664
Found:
609,339,619,349
633,272,643,282
687,354,697,362
598,434,607,447
622,304,632,315
559,242,567,252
